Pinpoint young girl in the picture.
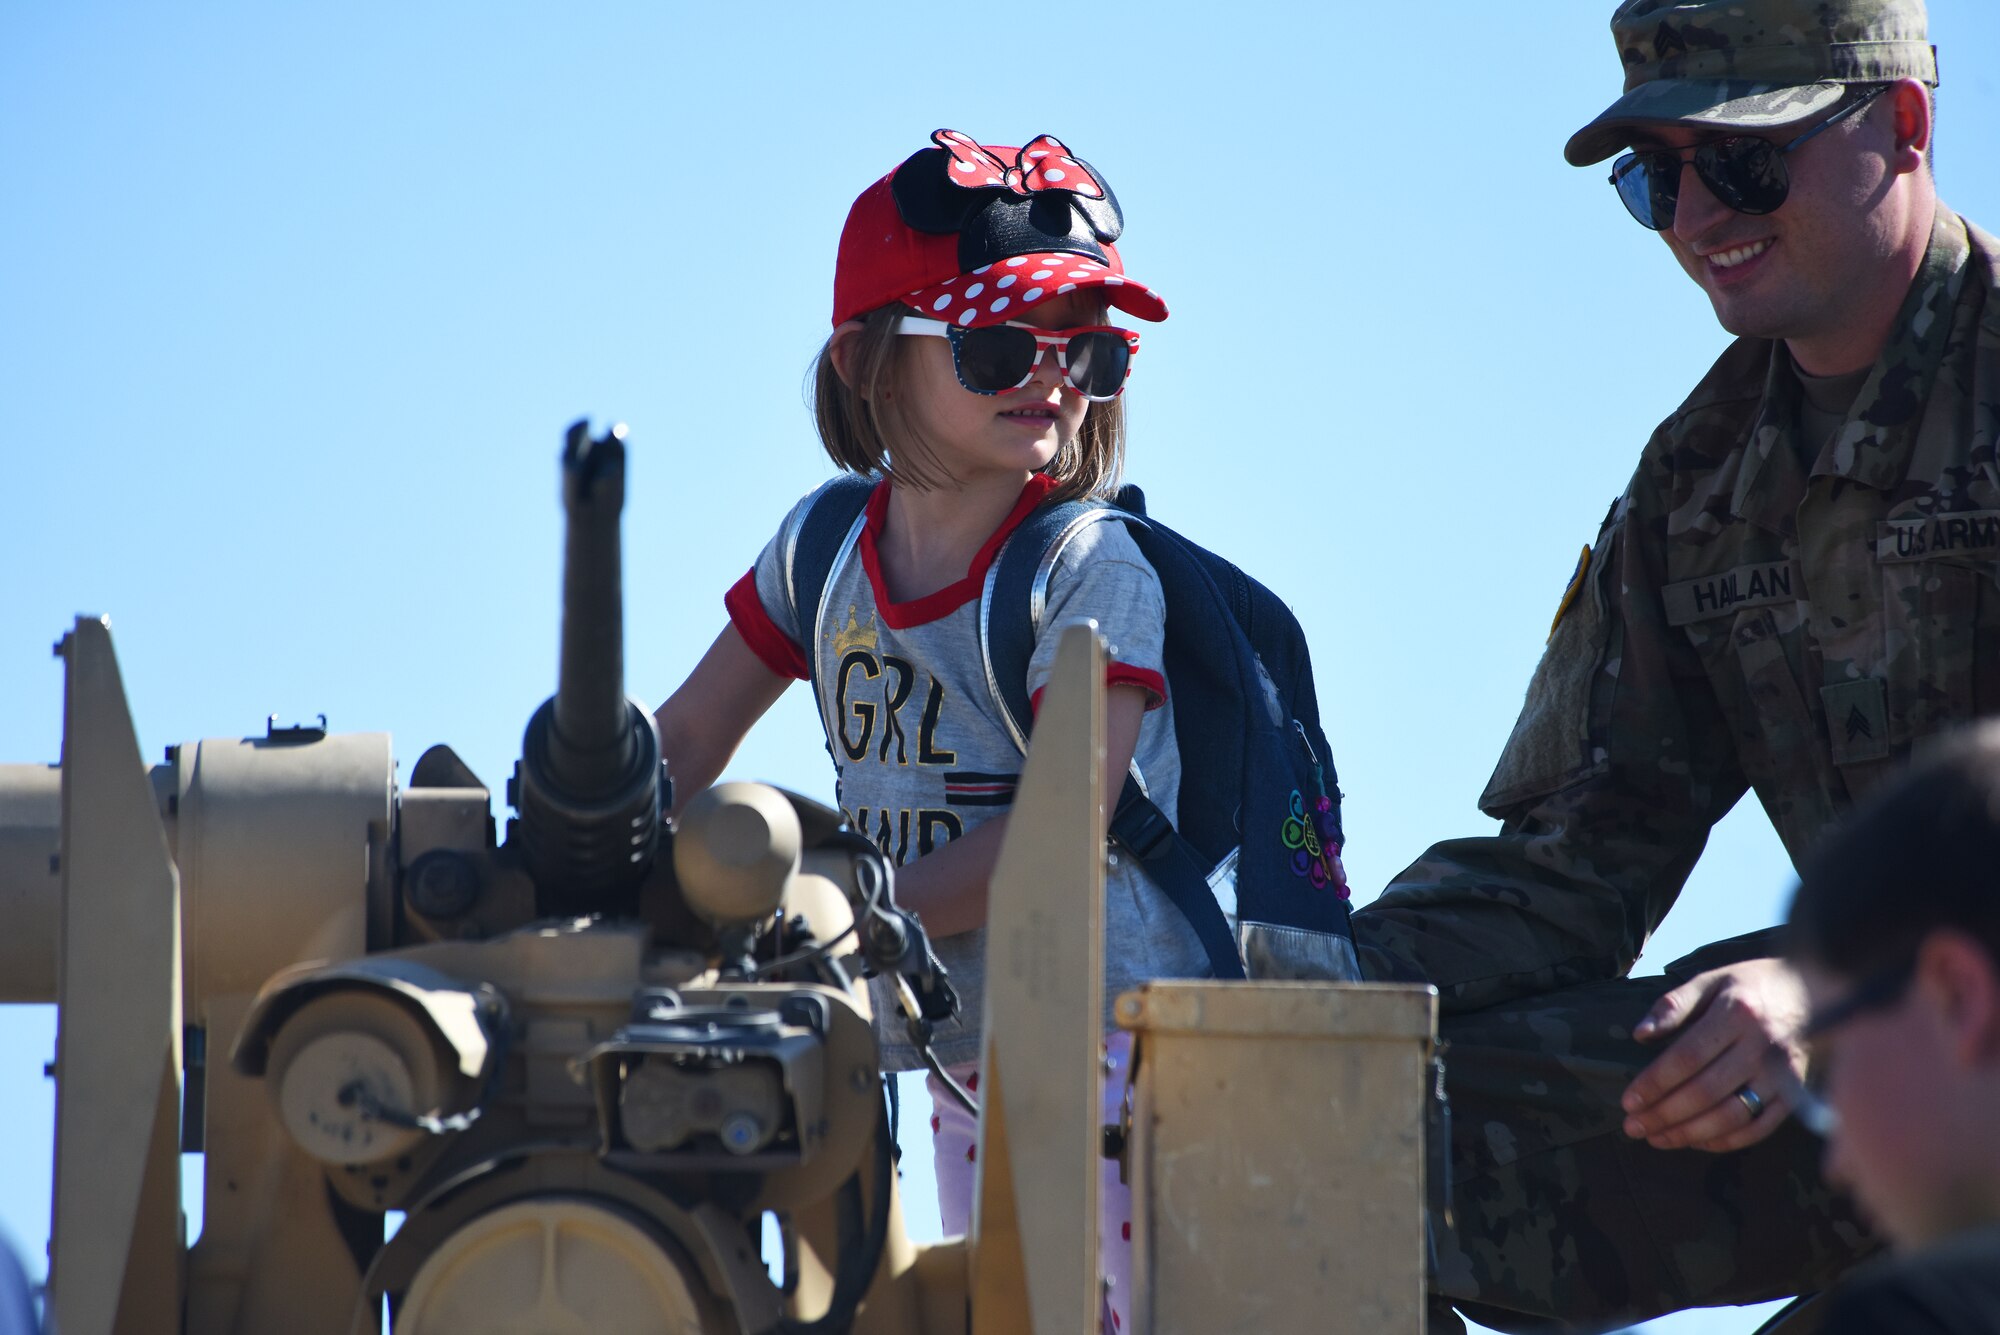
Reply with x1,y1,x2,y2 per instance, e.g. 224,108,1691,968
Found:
654,129,1207,1332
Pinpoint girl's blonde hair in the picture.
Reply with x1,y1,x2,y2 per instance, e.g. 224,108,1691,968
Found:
812,302,1126,504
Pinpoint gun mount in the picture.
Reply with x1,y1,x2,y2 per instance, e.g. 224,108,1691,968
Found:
0,423,1439,1335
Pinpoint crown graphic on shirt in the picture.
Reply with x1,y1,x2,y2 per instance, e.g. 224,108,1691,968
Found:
830,605,878,659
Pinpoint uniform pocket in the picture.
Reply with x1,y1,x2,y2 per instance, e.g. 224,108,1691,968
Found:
1877,554,1986,744
1480,521,1622,812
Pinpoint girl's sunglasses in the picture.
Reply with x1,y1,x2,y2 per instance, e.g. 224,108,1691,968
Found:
1608,85,1887,231
896,316,1140,402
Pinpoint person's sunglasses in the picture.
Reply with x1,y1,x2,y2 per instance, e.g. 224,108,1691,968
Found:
1608,85,1888,231
896,316,1140,401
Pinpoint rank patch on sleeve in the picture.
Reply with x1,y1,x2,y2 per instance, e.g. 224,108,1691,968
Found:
1820,678,1890,766
1549,545,1592,642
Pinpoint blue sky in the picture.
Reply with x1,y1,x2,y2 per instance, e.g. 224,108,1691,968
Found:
3,4,1996,1331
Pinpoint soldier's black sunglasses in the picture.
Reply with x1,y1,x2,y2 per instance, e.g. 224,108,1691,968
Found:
1608,85,1888,231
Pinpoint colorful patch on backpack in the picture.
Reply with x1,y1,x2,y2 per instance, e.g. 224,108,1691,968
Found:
1282,789,1349,899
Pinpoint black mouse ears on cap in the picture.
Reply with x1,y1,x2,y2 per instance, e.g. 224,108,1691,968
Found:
891,129,1126,271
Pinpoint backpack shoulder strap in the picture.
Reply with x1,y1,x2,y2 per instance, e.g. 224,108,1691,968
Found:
1110,778,1245,979
981,490,1248,979
980,495,1119,752
785,475,876,687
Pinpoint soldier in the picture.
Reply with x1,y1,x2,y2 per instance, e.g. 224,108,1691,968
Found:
1350,0,1996,1329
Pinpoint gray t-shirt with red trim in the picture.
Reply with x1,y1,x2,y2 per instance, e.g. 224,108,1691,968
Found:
729,477,1210,1069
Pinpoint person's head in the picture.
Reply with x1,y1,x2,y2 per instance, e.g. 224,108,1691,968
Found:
815,131,1169,501
1567,0,1940,373
1787,723,2000,1250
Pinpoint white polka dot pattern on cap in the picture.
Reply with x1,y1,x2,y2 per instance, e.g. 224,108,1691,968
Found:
896,249,1168,326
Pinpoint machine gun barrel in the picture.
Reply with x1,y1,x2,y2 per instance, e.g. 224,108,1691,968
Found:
513,420,664,913
551,421,635,784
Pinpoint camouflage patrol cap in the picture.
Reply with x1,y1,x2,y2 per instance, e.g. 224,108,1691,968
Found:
1564,0,1938,166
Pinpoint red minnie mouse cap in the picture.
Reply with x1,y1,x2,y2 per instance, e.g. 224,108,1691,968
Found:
831,129,1168,330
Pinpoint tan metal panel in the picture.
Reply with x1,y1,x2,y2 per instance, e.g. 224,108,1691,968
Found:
970,621,1104,1335
49,616,184,1335
1119,980,1435,1043
395,788,490,859
0,763,61,1002
1122,980,1436,1335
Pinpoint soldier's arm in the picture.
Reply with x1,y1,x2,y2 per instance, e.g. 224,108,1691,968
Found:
1353,473,1749,1013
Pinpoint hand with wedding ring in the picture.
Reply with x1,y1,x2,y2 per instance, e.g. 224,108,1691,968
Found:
1619,958,1809,1152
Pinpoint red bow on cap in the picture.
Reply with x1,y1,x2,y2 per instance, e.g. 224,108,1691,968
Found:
931,129,1106,201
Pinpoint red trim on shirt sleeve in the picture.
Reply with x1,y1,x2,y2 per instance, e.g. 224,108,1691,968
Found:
1028,666,1167,719
725,569,809,681
1109,665,1168,710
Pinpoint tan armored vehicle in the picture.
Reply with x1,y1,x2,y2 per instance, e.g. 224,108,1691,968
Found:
0,423,1435,1334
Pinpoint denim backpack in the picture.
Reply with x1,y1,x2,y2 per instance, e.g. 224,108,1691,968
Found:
786,475,1359,982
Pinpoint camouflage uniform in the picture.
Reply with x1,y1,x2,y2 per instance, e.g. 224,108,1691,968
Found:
1361,208,1998,1330
1362,206,1998,1332
1352,0,1980,1319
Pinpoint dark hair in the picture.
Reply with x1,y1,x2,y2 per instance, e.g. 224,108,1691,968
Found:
1788,723,2000,976
810,302,1126,504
